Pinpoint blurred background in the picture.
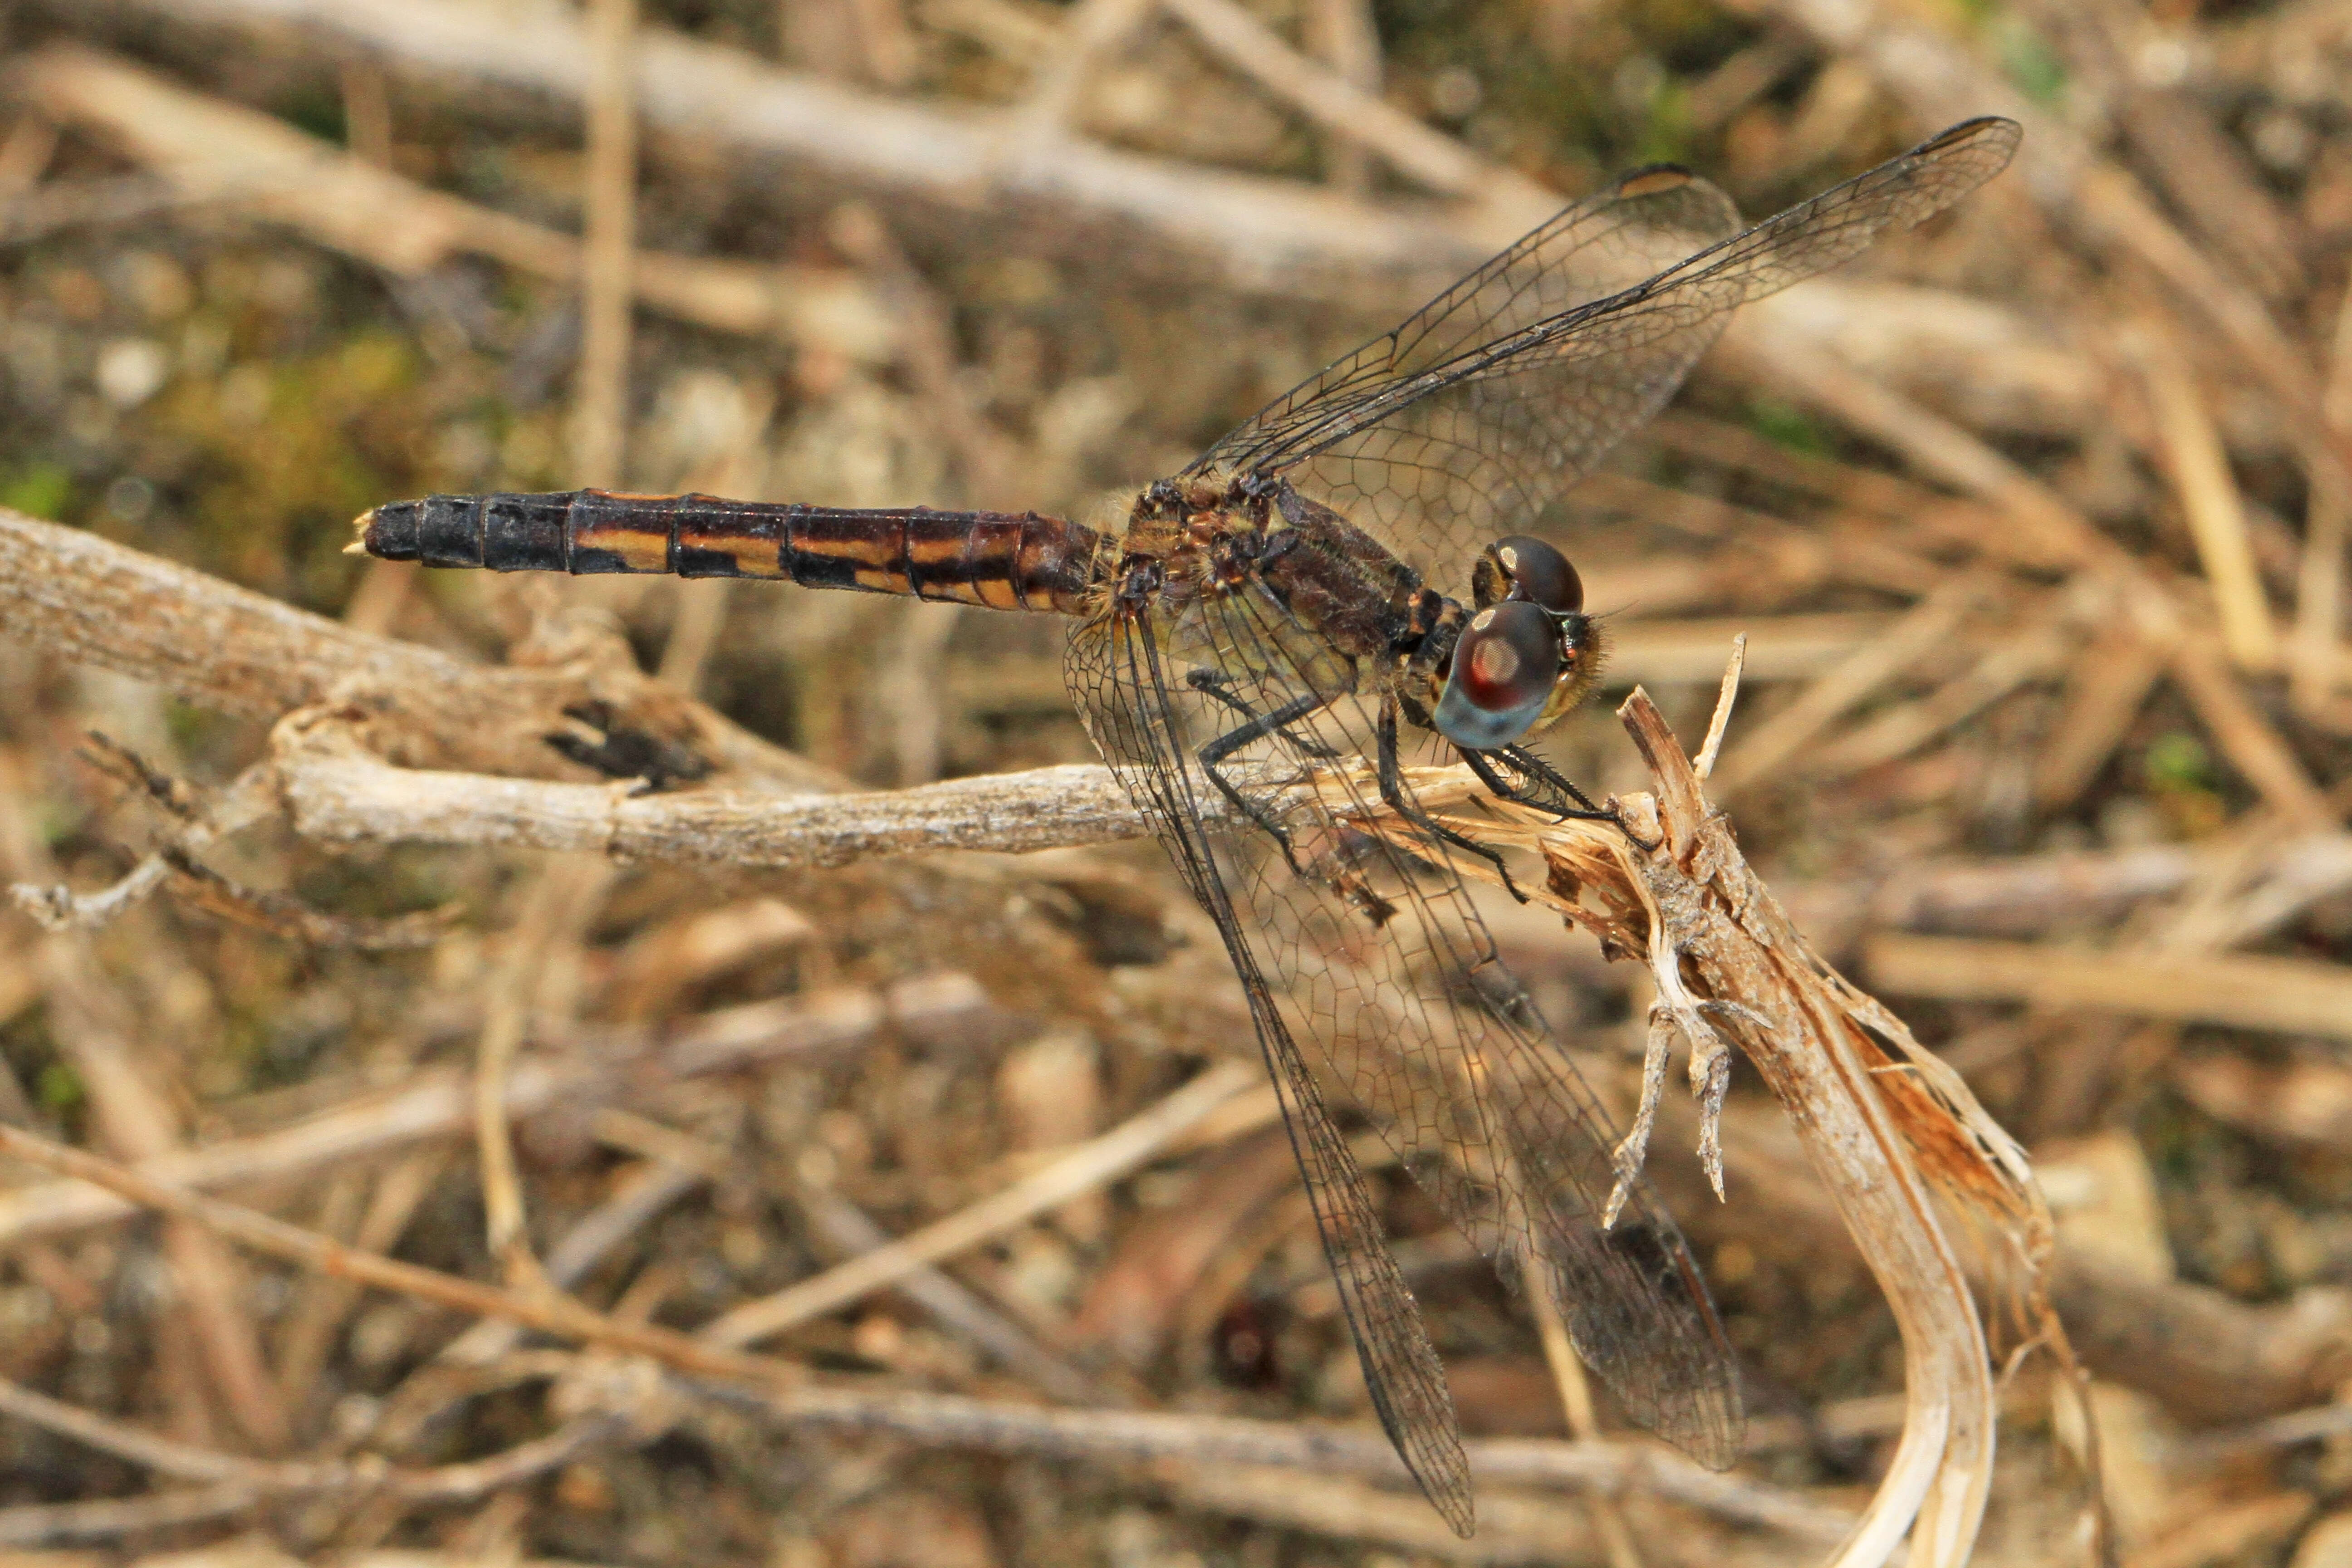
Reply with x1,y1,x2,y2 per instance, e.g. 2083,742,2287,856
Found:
0,0,2349,1563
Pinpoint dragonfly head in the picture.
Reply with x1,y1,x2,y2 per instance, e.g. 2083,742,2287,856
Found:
1433,536,1603,750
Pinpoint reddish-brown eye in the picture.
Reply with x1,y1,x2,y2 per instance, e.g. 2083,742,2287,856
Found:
1469,534,1584,613
1434,600,1562,749
1493,536,1583,612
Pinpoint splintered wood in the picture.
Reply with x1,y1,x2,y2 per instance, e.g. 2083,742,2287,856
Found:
1317,667,2090,1568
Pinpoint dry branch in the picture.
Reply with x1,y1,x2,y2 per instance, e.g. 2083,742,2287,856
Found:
708,1382,1856,1543
274,722,1160,865
701,1059,1258,1348
0,1372,628,1504
0,1482,261,1546
1754,0,2349,495
64,0,2102,442
0,1119,804,1386
14,46,896,359
73,0,1521,300
0,1119,1856,1544
571,0,641,488
1151,0,1548,207
1320,677,2072,1567
1646,1092,2352,1433
0,979,983,1248
1866,935,2352,1044
0,507,833,791
1724,322,2338,832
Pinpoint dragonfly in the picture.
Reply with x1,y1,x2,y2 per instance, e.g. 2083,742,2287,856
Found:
356,117,2020,1534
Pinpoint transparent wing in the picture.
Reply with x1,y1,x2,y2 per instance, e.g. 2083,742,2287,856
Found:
1186,117,2022,597
1065,585,1745,1498
1065,609,1477,1535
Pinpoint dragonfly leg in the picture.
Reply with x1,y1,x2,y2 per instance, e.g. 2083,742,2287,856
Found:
1186,670,1341,758
1196,688,1336,870
1499,746,1604,815
1380,706,1529,903
1460,747,1663,853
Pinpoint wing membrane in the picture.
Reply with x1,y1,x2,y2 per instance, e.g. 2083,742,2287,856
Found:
1067,610,1475,1534
1187,117,2022,597
1068,589,1745,1489
1067,118,2023,1516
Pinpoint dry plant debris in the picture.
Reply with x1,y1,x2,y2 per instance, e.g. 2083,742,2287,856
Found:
0,0,2347,1564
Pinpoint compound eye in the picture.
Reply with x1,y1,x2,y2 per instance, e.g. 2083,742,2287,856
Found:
1434,600,1562,750
1492,535,1583,613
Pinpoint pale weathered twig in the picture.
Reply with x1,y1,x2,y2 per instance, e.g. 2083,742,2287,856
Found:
2121,319,2279,672
1865,935,2352,1045
258,615,1947,873
0,1480,260,1546
82,0,1524,300
0,758,292,1452
1690,633,1744,780
9,744,280,933
0,1120,795,1385
273,724,1164,864
571,0,638,487
699,1380,1857,1542
1153,0,1549,209
17,46,896,359
0,1111,1852,1543
0,1372,625,1503
1318,669,2069,1566
700,1058,1258,1347
0,506,837,791
475,858,618,1290
0,979,984,1249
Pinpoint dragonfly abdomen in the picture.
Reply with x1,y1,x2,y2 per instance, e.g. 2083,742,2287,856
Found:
355,490,1103,615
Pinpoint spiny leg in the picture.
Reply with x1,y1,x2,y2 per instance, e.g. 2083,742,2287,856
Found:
1380,704,1530,903
1457,746,1606,820
1196,686,1336,872
1186,669,1340,758
1458,745,1661,853
1499,745,1603,814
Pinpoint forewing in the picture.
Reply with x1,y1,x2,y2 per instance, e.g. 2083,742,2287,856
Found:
1064,609,1476,1536
1187,117,2021,596
1073,585,1746,1471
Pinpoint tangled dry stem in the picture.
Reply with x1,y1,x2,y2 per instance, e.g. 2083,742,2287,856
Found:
1308,673,2093,1568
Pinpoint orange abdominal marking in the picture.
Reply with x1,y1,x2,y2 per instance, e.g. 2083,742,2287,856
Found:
571,520,670,571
